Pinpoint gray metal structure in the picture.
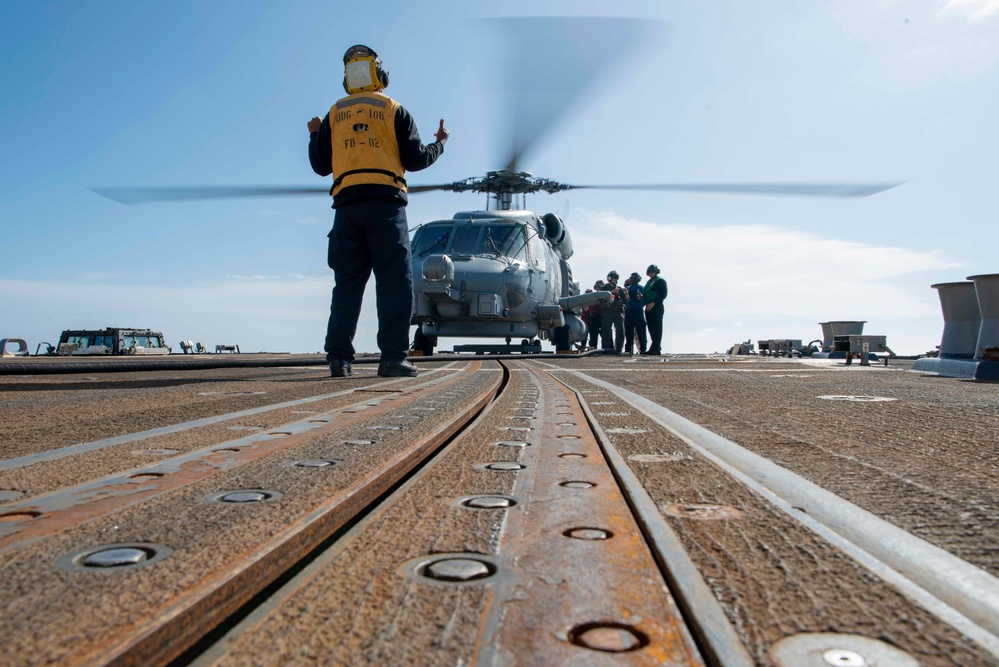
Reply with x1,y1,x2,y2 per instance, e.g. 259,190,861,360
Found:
913,273,999,380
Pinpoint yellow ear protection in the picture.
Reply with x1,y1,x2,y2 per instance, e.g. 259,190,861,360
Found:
342,44,389,94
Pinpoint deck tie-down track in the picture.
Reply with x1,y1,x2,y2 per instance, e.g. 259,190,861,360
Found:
1,359,997,666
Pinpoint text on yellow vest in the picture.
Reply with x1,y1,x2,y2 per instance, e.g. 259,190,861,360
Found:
329,92,407,197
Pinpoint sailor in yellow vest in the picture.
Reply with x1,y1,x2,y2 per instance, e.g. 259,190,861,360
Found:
308,45,449,378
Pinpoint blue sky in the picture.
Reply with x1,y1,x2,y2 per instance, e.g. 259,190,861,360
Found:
2,0,996,355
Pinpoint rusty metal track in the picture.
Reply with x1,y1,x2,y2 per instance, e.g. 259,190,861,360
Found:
0,366,472,553
0,370,433,473
180,361,707,666
0,361,503,666
474,362,704,665
551,373,755,667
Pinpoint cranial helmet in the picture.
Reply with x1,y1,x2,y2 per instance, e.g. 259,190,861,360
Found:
343,44,389,94
607,270,619,280
629,272,642,283
647,264,659,274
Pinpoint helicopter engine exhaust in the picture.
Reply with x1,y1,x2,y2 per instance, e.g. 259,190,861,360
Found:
542,213,573,260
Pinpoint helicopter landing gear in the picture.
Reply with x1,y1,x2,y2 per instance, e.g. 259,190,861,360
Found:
412,328,436,357
553,325,572,354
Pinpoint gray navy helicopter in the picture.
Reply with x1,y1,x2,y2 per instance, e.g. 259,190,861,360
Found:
93,18,901,355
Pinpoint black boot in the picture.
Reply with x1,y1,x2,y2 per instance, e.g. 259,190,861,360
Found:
329,359,353,377
378,359,418,377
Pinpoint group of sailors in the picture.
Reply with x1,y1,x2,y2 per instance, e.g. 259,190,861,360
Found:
581,265,668,355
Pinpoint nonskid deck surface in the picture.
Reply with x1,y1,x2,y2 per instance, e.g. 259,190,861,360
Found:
0,355,996,666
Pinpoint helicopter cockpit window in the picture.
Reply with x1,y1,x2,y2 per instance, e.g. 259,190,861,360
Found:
450,226,481,256
413,227,450,257
481,225,527,261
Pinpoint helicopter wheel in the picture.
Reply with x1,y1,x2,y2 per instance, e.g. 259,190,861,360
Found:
413,328,435,357
553,325,571,353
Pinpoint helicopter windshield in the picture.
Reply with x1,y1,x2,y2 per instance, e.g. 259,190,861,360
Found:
449,224,527,260
412,227,450,257
412,223,528,261
483,225,528,260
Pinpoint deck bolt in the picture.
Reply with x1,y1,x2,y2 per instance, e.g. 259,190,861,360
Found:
564,527,612,540
484,462,525,471
560,481,595,489
222,491,267,503
823,650,866,666
129,472,164,480
294,459,338,468
56,542,173,572
569,624,646,652
495,441,530,447
207,489,284,504
423,557,494,582
771,633,918,667
463,496,515,509
558,453,586,459
82,547,150,568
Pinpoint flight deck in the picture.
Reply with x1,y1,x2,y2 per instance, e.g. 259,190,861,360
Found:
0,354,997,666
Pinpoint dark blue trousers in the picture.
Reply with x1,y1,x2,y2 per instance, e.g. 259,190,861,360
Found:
325,200,413,364
624,308,647,353
647,302,664,354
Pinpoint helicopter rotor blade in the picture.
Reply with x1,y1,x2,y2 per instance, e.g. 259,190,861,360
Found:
492,17,665,174
91,183,455,204
407,184,455,194
567,181,906,198
90,185,332,205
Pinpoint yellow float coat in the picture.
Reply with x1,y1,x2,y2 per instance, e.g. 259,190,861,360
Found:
329,92,407,197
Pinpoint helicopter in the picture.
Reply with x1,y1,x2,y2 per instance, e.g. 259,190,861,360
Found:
90,17,902,355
